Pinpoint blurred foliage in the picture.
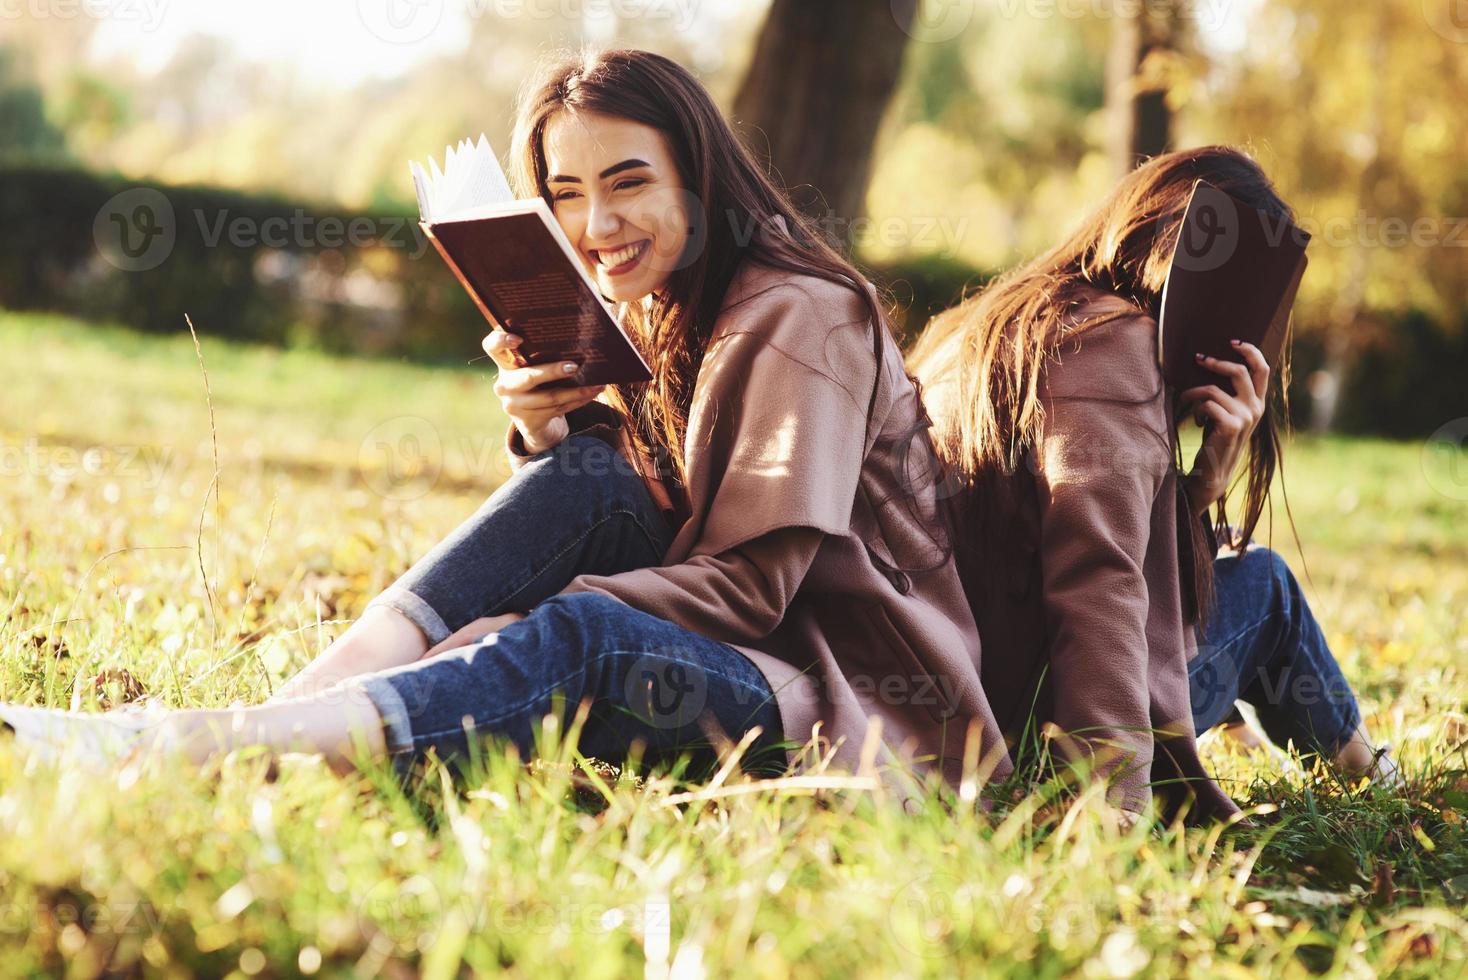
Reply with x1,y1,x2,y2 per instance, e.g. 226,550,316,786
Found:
0,165,485,360
0,1,1464,431
1198,0,1468,332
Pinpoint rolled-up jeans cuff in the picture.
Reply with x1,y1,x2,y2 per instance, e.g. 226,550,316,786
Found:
350,674,417,775
366,586,451,646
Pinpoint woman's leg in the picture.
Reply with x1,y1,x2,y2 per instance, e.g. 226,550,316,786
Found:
274,435,674,700
1188,546,1397,783
162,592,787,777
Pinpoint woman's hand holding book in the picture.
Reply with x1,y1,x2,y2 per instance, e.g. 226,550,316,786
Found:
1179,340,1269,515
484,329,607,455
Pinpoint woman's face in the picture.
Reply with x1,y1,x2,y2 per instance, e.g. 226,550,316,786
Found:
543,110,692,304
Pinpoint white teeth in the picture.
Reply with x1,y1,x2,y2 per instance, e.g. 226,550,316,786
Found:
597,241,647,269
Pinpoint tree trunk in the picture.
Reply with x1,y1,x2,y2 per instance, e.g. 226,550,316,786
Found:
1105,4,1181,174
732,0,918,229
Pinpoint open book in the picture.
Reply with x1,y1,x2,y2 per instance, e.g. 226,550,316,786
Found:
1158,179,1311,391
409,135,653,388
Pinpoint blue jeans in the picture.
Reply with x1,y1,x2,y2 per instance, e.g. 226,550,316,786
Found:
355,435,786,777
1189,546,1363,760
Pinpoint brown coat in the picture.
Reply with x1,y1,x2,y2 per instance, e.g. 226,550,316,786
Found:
505,259,1016,792
922,286,1240,822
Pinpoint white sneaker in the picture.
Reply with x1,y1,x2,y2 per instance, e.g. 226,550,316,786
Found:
0,703,166,770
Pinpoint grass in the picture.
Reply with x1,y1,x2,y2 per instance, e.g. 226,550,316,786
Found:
1,309,1465,977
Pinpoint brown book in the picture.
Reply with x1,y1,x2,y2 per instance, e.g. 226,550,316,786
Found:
1158,179,1310,391
410,136,653,389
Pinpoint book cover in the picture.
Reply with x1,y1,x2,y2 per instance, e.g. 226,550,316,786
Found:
410,136,654,389
1158,180,1311,392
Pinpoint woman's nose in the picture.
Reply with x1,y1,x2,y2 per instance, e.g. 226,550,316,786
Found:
586,198,622,241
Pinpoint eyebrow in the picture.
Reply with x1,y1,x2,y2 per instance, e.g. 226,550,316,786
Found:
546,158,653,184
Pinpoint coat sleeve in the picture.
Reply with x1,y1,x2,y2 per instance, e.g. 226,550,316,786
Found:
1033,317,1174,814
559,278,881,645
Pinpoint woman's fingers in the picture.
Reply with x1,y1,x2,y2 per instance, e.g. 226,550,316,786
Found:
1195,352,1256,403
494,360,583,396
482,329,525,370
1180,385,1252,434
1179,384,1246,416
503,384,605,415
1193,397,1247,436
1230,340,1271,400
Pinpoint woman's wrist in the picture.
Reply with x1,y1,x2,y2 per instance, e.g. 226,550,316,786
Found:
1182,472,1219,517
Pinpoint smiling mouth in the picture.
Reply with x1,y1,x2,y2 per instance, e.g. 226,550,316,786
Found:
589,239,651,276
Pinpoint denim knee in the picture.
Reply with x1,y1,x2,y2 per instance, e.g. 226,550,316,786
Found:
514,435,647,503
1237,545,1301,621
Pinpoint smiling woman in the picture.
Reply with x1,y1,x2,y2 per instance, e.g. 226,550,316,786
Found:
541,128,690,300
4,49,1018,804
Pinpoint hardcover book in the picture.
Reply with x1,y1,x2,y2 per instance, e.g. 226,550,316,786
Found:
1158,179,1311,391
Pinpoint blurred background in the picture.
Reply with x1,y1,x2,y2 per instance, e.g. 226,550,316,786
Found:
2,0,1465,434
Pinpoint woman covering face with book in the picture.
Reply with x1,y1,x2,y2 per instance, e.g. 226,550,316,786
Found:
907,146,1399,822
3,49,1018,797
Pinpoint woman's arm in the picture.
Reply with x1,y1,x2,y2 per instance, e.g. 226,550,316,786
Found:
560,527,825,645
1034,319,1175,815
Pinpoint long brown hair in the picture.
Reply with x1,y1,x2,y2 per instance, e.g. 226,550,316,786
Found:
907,146,1296,619
509,48,890,493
